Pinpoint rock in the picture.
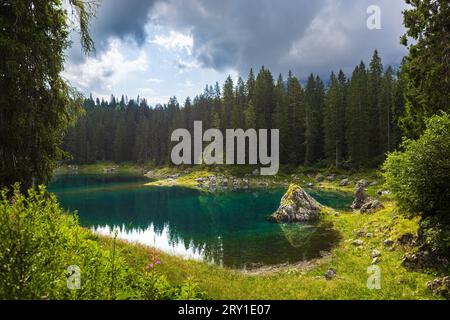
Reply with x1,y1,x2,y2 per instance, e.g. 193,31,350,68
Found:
369,181,378,186
324,268,337,280
383,239,394,247
427,276,450,299
360,200,384,213
194,177,205,183
352,239,364,246
358,179,369,187
372,257,381,264
339,178,349,186
356,228,366,238
327,174,336,182
377,190,390,196
338,175,347,180
371,250,381,259
252,169,259,176
315,174,324,182
269,184,321,223
397,233,418,246
351,183,368,210
307,183,314,188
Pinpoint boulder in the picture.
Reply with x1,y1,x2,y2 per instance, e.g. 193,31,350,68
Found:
351,183,368,210
324,268,337,280
360,200,384,213
372,257,381,264
371,250,381,259
315,174,324,182
427,276,450,299
269,184,321,223
358,179,369,187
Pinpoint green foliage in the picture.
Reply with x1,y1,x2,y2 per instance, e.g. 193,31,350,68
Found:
0,185,207,300
64,51,404,169
0,0,97,191
400,0,450,137
382,113,450,216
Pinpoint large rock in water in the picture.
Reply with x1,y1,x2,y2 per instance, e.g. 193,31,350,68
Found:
269,184,321,223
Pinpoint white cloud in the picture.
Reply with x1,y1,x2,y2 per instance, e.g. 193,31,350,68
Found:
64,38,149,93
146,78,165,83
150,30,194,55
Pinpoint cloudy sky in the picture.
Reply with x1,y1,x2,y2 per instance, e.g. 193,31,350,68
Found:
63,0,408,105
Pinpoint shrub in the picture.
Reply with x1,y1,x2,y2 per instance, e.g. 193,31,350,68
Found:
383,113,450,256
0,185,206,300
382,113,450,216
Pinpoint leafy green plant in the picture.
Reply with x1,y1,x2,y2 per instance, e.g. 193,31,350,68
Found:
383,113,450,256
0,185,207,300
382,113,450,216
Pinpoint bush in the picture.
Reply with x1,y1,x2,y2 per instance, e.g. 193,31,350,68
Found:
382,113,450,216
0,185,207,300
383,113,450,256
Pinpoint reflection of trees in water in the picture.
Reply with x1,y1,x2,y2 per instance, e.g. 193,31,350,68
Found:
58,180,344,268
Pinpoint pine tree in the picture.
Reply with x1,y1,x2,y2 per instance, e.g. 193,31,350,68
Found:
346,62,370,167
367,50,384,161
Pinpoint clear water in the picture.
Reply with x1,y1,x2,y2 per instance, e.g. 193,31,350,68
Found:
48,174,353,268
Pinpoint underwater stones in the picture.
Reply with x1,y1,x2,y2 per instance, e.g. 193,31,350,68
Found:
269,184,321,223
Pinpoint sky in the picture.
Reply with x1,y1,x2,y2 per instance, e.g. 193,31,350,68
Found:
63,0,408,106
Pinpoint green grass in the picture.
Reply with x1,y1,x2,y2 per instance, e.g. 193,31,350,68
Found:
56,162,150,175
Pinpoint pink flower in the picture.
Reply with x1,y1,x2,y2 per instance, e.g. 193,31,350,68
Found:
149,263,154,268
156,260,161,265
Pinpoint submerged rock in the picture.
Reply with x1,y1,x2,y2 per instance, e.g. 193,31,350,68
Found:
269,184,321,223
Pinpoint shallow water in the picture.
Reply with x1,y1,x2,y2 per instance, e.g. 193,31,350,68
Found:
49,174,353,268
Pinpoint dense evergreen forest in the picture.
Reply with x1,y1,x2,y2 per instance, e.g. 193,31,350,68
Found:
63,50,405,169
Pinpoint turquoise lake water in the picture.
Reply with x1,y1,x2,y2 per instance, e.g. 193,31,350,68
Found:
49,174,353,268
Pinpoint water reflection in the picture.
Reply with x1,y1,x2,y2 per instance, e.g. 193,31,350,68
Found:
49,174,352,268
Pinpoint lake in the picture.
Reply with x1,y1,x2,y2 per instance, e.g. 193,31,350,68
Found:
48,174,353,269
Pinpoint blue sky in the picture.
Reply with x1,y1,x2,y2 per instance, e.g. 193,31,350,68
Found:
63,0,408,106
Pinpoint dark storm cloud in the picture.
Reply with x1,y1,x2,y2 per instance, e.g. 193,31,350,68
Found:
68,0,159,62
67,0,408,82
150,0,327,72
150,0,408,78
